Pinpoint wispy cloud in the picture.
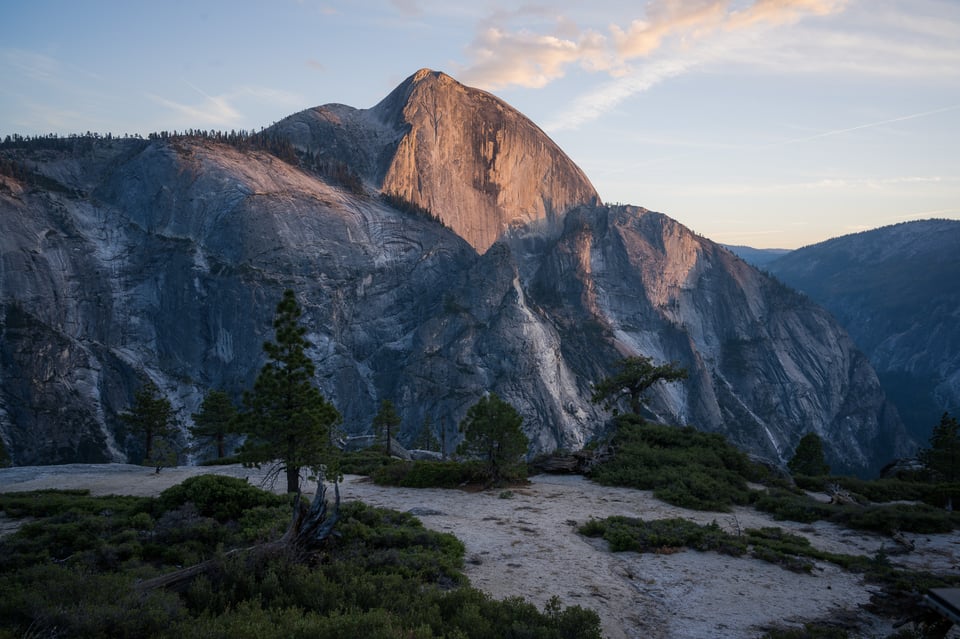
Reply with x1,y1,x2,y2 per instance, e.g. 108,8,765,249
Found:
543,56,699,130
147,84,305,129
460,0,847,93
460,0,960,131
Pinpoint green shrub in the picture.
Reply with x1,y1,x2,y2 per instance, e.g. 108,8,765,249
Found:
0,489,151,519
580,516,870,575
156,474,288,522
0,484,603,639
371,460,486,488
834,503,956,534
754,488,959,533
0,564,185,638
588,417,760,511
580,516,747,556
754,489,835,523
340,448,402,476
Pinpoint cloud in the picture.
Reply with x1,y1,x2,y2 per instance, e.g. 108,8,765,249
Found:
148,88,243,127
460,0,848,93
460,27,611,89
147,84,305,129
543,56,699,130
390,0,421,16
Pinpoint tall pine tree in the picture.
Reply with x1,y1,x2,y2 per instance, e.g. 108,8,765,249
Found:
237,290,342,493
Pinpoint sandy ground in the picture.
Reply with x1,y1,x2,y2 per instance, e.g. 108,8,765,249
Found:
1,463,958,639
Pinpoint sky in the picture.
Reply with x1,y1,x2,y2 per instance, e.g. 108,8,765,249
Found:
2,0,958,249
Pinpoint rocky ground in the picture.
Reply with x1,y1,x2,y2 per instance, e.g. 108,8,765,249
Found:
1,464,957,639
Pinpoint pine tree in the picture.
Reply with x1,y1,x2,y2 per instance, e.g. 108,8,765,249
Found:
787,432,830,477
237,290,342,493
190,390,237,459
120,379,177,464
457,393,529,485
372,399,402,456
413,414,441,452
591,355,688,416
919,412,960,483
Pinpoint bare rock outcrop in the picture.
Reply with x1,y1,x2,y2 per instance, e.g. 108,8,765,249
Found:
271,69,600,254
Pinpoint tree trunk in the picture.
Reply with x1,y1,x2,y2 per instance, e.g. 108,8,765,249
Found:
144,429,154,462
286,465,300,494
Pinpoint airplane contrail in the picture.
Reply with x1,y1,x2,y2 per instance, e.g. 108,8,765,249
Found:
773,103,960,146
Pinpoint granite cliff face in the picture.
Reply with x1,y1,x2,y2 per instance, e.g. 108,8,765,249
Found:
271,69,600,254
766,220,960,443
0,70,908,473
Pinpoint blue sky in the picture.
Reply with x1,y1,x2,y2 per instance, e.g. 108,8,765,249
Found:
2,0,958,248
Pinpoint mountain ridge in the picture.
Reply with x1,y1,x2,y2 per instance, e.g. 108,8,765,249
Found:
0,69,909,474
766,218,960,442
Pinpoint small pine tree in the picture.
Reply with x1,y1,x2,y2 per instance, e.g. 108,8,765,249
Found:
457,393,529,485
372,399,402,457
413,414,441,452
919,412,960,483
787,432,830,477
120,379,177,464
145,436,180,473
190,390,237,459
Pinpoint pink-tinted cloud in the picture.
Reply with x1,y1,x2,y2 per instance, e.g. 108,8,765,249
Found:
460,0,848,90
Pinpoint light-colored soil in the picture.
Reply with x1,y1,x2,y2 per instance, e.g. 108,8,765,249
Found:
1,464,958,638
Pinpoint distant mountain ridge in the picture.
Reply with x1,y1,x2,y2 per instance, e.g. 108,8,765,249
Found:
722,244,791,268
0,69,908,474
766,219,960,442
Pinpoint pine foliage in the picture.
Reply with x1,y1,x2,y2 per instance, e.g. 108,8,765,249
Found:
457,393,528,485
237,290,341,493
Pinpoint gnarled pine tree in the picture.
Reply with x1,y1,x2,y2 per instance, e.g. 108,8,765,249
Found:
591,355,688,417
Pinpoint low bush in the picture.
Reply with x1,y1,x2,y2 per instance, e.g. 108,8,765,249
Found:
371,460,486,488
155,474,289,522
754,488,959,533
588,416,762,511
0,481,603,638
340,448,402,476
754,489,835,523
0,489,150,519
581,516,865,574
581,516,746,555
